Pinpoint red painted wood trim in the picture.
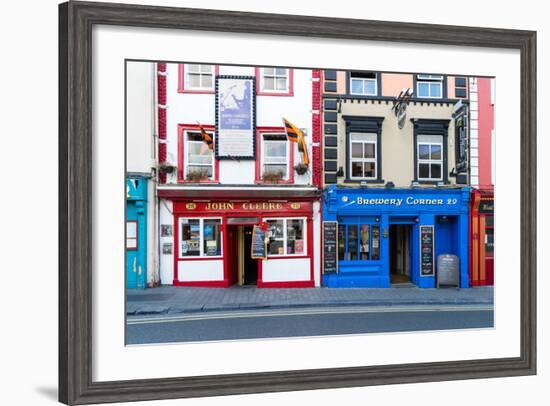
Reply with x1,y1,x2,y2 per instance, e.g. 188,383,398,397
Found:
477,78,494,190
158,63,167,184
257,280,314,288
177,64,219,94
255,67,294,96
255,126,295,184
312,69,322,187
177,124,220,183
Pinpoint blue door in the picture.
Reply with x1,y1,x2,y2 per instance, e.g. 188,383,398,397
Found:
126,178,148,289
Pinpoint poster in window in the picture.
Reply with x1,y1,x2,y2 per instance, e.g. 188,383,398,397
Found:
294,239,304,254
216,76,256,159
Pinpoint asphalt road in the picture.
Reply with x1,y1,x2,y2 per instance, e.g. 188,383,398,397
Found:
126,305,494,345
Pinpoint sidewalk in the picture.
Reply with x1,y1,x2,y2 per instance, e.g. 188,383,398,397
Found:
126,285,494,316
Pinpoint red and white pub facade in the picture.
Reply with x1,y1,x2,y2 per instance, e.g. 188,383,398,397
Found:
156,62,322,288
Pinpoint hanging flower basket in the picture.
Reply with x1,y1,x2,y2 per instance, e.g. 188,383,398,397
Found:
294,163,308,175
186,169,209,182
261,171,284,183
159,162,175,174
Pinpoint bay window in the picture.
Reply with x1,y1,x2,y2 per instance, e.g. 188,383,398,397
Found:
179,218,222,257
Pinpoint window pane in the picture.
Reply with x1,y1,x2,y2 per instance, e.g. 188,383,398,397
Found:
126,238,137,249
188,142,213,164
263,67,275,75
419,144,430,160
276,78,287,90
203,219,221,256
347,225,358,260
365,80,376,95
351,143,363,158
430,144,442,160
263,77,275,90
351,79,363,94
187,166,213,177
188,74,200,87
430,83,442,98
418,82,429,97
275,68,287,76
364,143,375,159
351,161,363,177
338,224,345,261
267,220,285,255
431,163,442,179
485,228,494,253
364,162,376,178
126,221,137,239
199,65,213,73
181,219,201,256
187,64,199,73
419,163,430,179
201,75,213,88
371,226,380,260
265,141,286,157
287,219,304,255
263,164,286,177
359,224,370,260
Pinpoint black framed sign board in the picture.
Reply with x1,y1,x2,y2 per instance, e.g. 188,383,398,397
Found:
59,1,536,404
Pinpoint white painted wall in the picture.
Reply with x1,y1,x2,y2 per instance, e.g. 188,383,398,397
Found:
261,258,311,282
177,260,224,282
159,199,174,284
164,63,314,185
126,62,155,174
313,201,321,287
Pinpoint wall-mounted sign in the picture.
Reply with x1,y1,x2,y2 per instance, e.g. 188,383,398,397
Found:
216,76,256,159
341,195,459,207
251,225,267,259
479,200,494,214
392,88,413,129
175,201,312,213
162,243,173,255
420,225,435,277
322,221,338,274
453,100,468,179
160,224,172,237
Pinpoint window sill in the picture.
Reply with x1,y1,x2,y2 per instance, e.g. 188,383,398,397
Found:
177,88,215,94
179,180,220,184
265,255,309,260
178,256,224,261
257,90,294,97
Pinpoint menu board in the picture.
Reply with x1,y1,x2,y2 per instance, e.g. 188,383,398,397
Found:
323,221,338,274
251,225,267,259
420,226,434,276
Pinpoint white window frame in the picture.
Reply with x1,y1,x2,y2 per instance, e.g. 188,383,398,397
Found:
185,130,215,180
416,74,444,99
184,64,215,91
264,217,307,257
349,72,378,96
260,67,290,93
349,132,377,180
261,133,290,180
417,135,444,181
126,220,138,250
178,217,223,259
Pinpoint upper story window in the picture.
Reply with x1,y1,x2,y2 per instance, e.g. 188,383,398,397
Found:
416,74,444,98
185,131,215,181
266,218,306,256
417,135,443,181
179,218,222,258
349,133,377,180
257,67,293,96
261,133,290,181
350,72,377,96
454,77,467,98
181,64,215,92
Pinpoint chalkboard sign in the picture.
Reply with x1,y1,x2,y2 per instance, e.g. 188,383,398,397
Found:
420,225,434,276
323,221,338,274
251,225,267,259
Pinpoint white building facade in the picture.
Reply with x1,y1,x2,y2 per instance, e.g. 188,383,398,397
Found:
156,63,323,287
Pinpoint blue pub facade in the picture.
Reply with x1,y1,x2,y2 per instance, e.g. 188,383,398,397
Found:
126,176,149,289
322,186,470,288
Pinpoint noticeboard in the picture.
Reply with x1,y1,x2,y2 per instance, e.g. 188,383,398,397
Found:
251,225,267,259
323,221,338,274
420,225,435,276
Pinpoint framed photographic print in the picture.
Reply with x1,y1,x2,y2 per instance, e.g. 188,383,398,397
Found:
59,1,536,404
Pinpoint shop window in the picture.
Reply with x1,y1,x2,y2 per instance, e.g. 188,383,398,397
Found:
485,215,494,255
266,218,306,256
417,135,443,181
179,218,222,257
350,71,377,96
126,221,138,250
261,133,289,180
350,133,377,180
185,131,214,180
184,64,214,91
259,67,291,94
337,222,380,262
416,74,444,98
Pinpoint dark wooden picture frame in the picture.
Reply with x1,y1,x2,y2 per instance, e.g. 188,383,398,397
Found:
59,1,536,404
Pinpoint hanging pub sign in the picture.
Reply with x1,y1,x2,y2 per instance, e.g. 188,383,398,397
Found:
392,88,413,129
216,75,256,159
479,199,494,214
322,221,338,274
452,100,468,182
251,224,267,259
420,225,435,276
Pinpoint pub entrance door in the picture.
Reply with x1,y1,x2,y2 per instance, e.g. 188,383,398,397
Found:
237,226,258,286
389,224,412,285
